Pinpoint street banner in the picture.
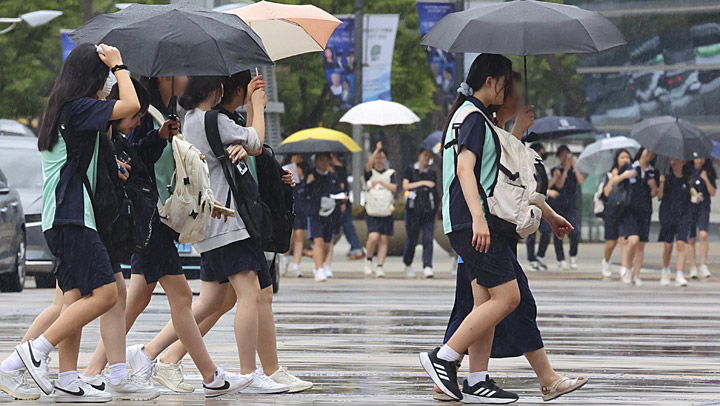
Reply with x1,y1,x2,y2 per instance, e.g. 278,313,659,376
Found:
416,1,456,103
323,15,355,109
61,29,75,63
361,14,399,102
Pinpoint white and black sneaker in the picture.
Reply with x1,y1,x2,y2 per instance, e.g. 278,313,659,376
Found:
419,347,462,400
461,376,518,404
53,379,112,403
80,373,107,392
203,366,253,398
15,340,53,395
107,374,160,400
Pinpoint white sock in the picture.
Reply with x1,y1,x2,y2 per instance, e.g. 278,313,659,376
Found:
0,351,24,372
291,263,299,270
32,335,54,357
108,363,127,385
204,368,221,386
57,371,79,387
468,371,488,386
436,344,461,362
676,270,684,278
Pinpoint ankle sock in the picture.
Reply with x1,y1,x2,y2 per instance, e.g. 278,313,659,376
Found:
57,371,79,387
108,363,127,385
0,351,24,372
676,270,684,278
437,344,461,362
468,371,488,386
32,335,54,357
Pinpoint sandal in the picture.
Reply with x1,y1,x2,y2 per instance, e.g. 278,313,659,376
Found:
541,376,588,402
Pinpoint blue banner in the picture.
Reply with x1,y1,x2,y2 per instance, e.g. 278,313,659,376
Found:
61,29,75,63
323,16,355,109
417,1,456,103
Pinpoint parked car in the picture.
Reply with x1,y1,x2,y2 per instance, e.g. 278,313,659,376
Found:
0,136,55,288
0,168,26,292
0,119,35,137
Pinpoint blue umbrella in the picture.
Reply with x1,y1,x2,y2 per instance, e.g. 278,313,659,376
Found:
528,116,596,140
713,140,720,160
420,131,443,154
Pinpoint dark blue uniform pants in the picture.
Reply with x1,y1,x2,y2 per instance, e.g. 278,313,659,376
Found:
553,206,580,261
402,210,435,268
526,220,551,262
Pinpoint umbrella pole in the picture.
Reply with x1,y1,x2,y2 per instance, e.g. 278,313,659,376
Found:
171,76,176,117
523,55,528,107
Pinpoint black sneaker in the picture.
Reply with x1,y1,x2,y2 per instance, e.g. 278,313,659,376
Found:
419,347,462,400
461,376,518,404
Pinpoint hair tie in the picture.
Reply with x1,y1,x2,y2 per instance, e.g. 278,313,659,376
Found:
457,82,473,97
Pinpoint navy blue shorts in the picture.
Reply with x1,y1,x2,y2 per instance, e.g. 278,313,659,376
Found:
293,215,308,230
449,228,517,289
365,215,394,236
44,225,116,297
308,215,335,242
658,221,690,244
131,220,184,284
200,238,272,289
620,210,651,242
604,213,620,241
697,204,710,233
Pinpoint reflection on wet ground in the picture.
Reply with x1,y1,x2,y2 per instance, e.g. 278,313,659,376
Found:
1,275,719,405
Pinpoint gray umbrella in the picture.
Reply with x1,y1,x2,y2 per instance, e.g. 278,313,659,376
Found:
70,3,272,77
420,0,626,105
630,116,712,161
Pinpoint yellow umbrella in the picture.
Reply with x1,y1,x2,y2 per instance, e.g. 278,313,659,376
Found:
277,127,361,154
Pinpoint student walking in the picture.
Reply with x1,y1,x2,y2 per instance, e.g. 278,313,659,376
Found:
419,54,580,403
687,158,716,279
331,154,365,261
549,145,584,270
658,158,694,287
402,148,440,279
306,153,342,282
619,148,658,286
282,154,311,277
525,144,552,271
600,150,634,280
363,142,398,278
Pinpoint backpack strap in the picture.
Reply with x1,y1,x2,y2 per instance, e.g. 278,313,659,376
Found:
147,105,167,127
204,109,237,210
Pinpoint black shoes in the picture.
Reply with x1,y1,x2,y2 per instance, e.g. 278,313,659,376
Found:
419,347,462,400
461,376,519,404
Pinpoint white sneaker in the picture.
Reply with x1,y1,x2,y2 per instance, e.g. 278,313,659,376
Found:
569,256,578,270
675,272,688,287
619,267,628,280
423,267,434,278
268,366,313,393
280,255,291,276
601,259,612,278
0,368,41,400
405,265,416,279
203,367,253,398
126,345,156,381
621,271,632,284
528,261,539,272
375,266,385,278
323,265,333,278
80,373,106,392
633,278,644,287
689,267,698,279
660,268,671,286
558,260,569,271
154,360,194,393
291,264,302,278
240,368,289,394
313,268,327,282
699,264,712,278
107,374,159,401
15,340,52,395
364,260,373,276
536,257,548,271
53,379,112,403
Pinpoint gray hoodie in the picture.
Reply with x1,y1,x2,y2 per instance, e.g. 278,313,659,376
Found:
182,108,261,253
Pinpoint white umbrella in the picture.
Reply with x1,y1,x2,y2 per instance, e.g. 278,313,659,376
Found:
339,100,420,126
576,135,641,174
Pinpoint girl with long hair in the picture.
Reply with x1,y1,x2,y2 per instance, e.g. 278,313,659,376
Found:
619,147,658,286
687,158,716,279
658,158,694,287
601,149,634,281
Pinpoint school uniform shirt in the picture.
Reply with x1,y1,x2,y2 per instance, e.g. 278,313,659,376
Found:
691,168,715,211
628,161,657,214
659,172,691,224
551,165,579,211
403,163,438,212
41,98,116,232
182,108,261,253
306,168,341,215
441,97,498,234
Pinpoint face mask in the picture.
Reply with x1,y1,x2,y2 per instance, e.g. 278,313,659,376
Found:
541,153,549,160
97,74,115,99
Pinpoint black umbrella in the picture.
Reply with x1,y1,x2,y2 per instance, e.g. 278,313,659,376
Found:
528,116,596,140
70,3,272,77
420,130,443,154
420,0,626,105
630,116,712,161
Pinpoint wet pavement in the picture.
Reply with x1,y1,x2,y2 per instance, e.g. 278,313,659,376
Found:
1,243,719,405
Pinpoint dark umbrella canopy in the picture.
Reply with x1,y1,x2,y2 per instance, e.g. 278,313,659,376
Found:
70,4,272,77
420,0,626,55
276,139,357,155
528,116,596,140
420,131,443,153
630,116,712,161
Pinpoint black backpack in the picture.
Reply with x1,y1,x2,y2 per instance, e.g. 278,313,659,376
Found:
204,109,272,243
408,167,439,217
255,146,295,253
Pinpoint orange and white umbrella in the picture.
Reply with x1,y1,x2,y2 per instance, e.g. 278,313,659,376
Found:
225,1,341,61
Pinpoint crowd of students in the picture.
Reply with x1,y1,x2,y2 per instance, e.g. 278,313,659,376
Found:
0,44,312,402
